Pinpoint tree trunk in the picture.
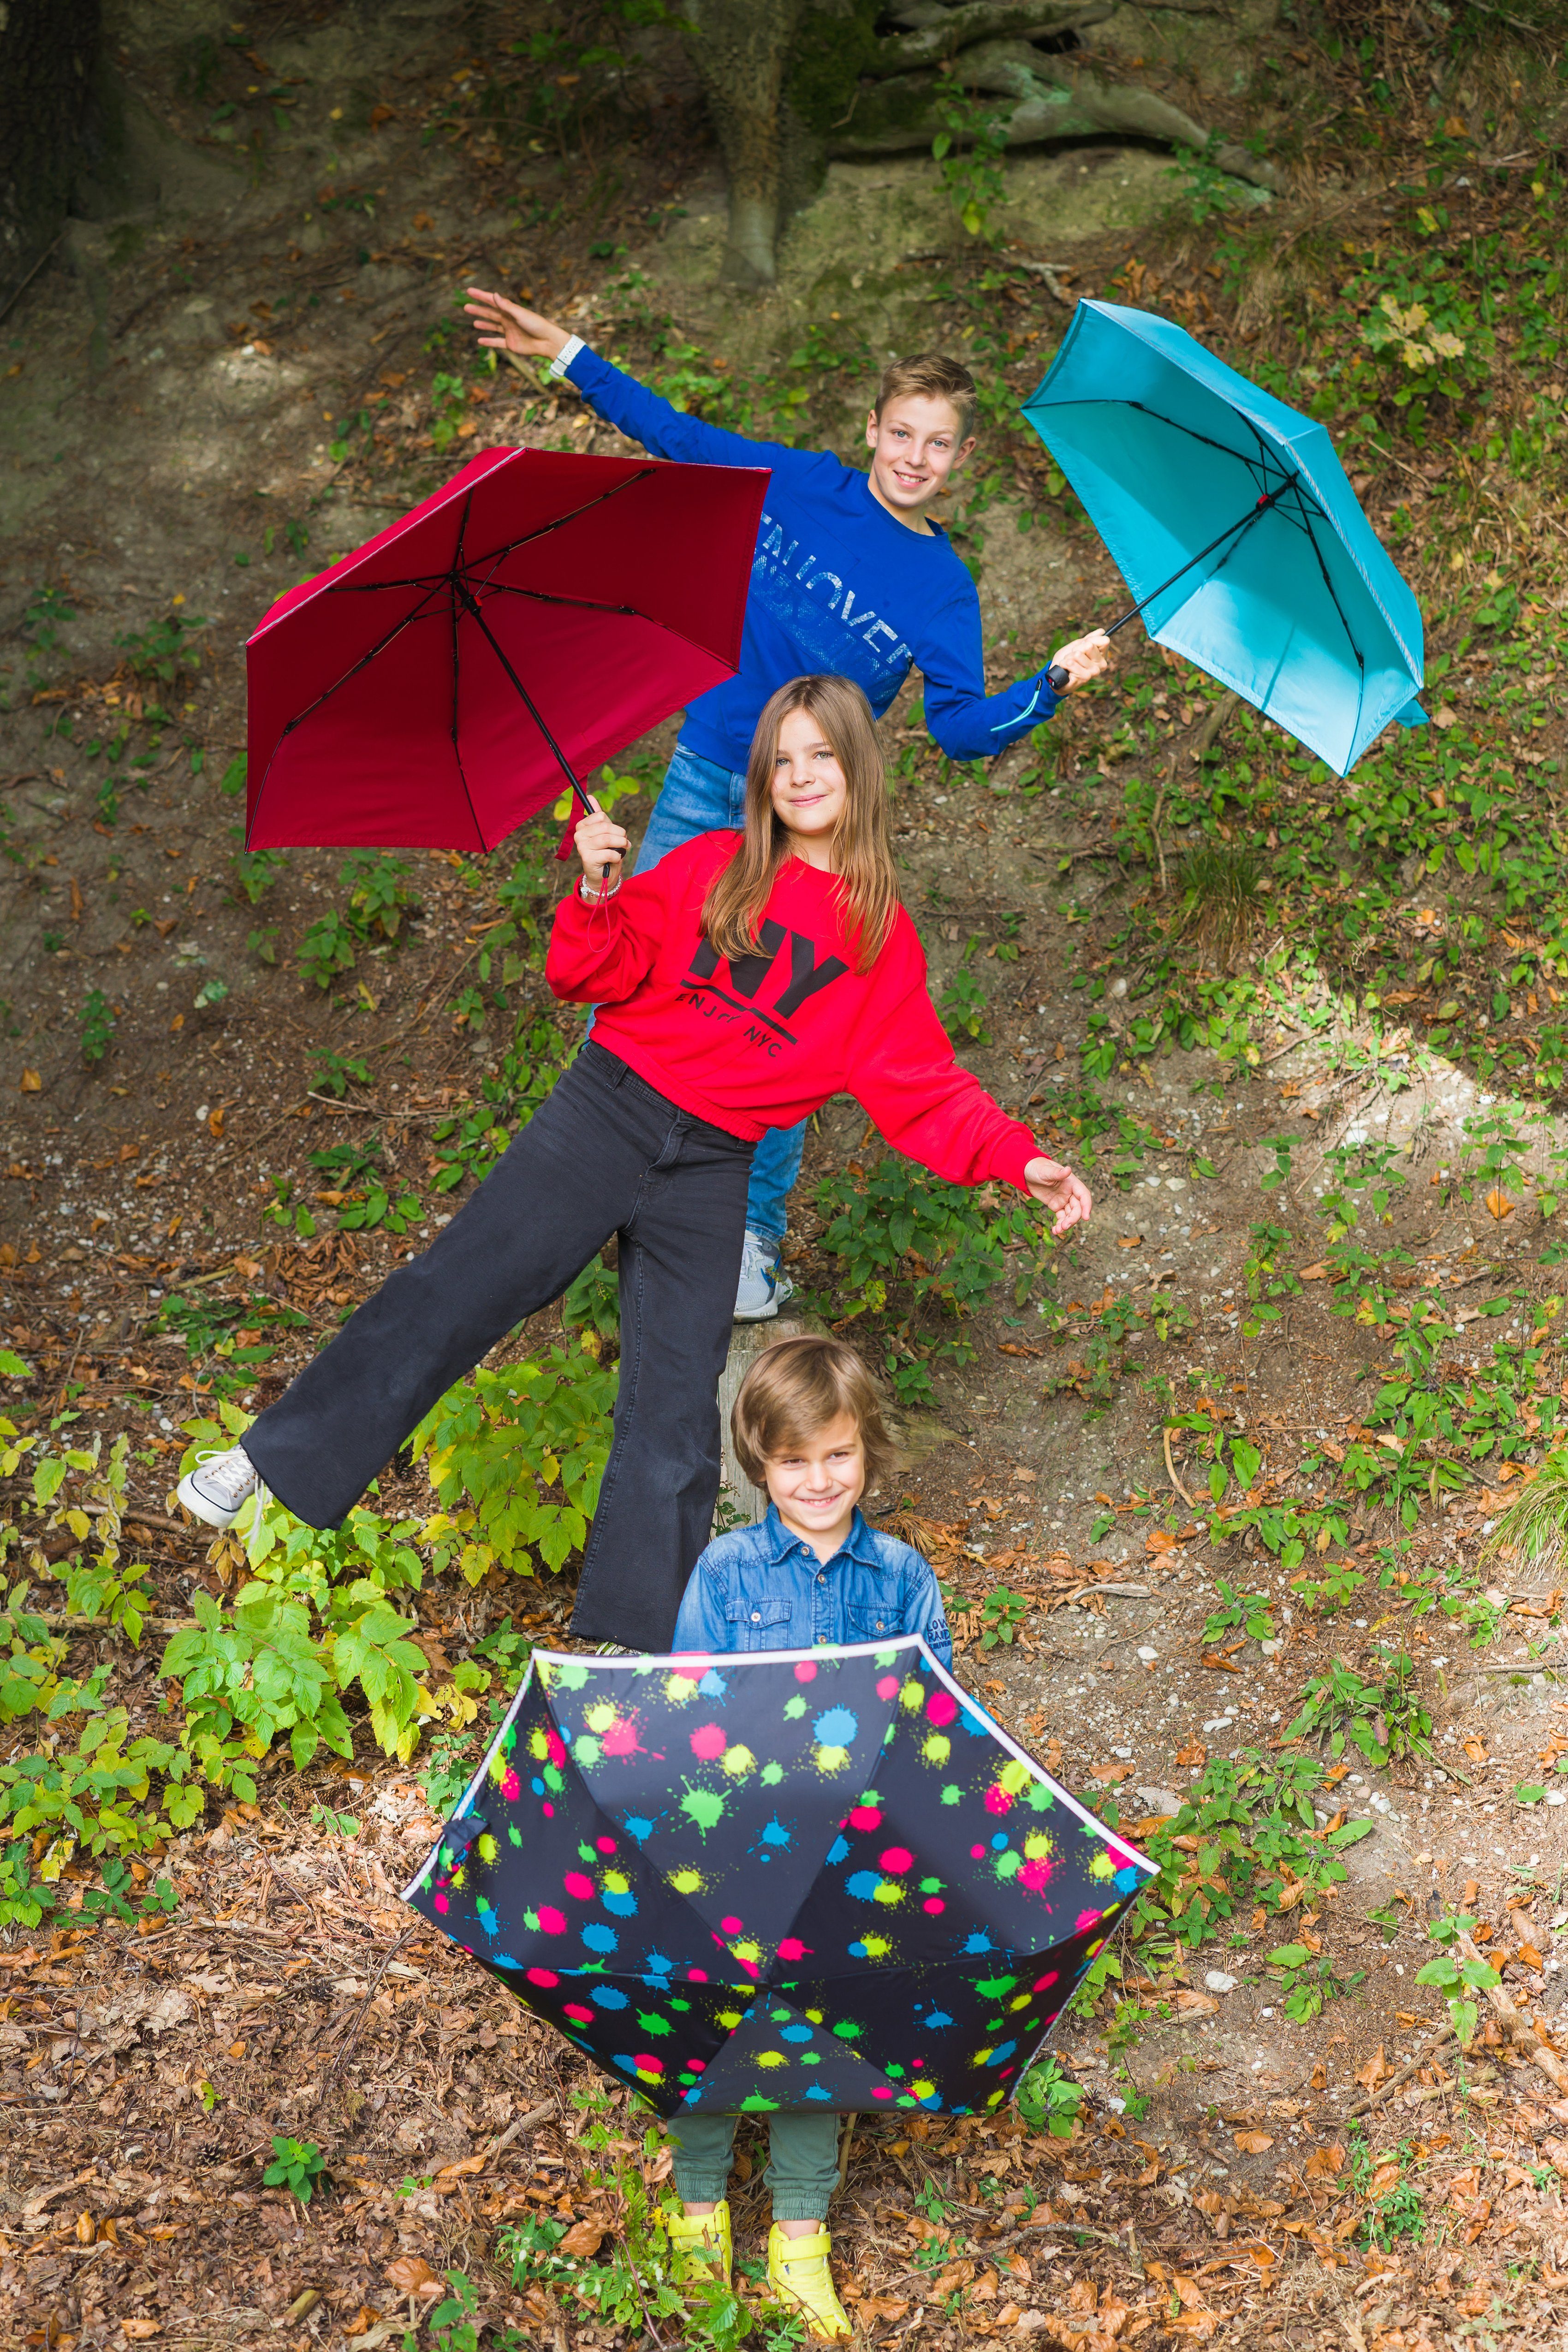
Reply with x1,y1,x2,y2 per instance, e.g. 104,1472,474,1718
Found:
832,38,1283,195
0,0,102,310
678,0,807,286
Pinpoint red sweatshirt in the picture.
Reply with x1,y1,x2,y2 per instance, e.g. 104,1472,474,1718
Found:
546,832,1043,1194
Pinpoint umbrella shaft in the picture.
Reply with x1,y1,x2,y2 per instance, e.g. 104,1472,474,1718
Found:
1047,491,1278,689
454,580,597,820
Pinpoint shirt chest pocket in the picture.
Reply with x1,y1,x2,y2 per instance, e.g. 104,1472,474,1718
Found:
727,1596,792,1652
847,1601,899,1641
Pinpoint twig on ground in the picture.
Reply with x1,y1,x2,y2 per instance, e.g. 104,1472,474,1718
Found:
1346,2029,1459,2116
1456,1930,1568,2098
1164,1426,1197,1509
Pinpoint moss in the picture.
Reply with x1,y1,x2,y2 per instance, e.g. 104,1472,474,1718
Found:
784,0,883,138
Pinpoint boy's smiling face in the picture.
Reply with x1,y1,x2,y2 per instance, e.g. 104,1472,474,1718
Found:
864,392,976,530
765,1410,867,1562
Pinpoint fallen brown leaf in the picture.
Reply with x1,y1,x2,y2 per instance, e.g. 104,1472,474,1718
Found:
1233,2130,1273,2154
386,2254,440,2298
559,2220,606,2258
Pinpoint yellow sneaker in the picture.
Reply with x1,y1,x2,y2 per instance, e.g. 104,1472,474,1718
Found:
667,2198,732,2287
766,2223,851,2342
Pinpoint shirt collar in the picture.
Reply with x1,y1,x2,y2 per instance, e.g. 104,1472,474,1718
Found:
761,1503,879,1569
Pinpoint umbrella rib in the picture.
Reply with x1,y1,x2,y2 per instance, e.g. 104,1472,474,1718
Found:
273,579,451,742
1101,490,1288,643
1046,398,1290,487
448,493,488,854
480,582,647,620
327,572,460,594
455,580,594,816
463,467,659,585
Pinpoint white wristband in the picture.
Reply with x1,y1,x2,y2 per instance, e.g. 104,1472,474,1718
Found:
550,334,586,380
579,874,620,903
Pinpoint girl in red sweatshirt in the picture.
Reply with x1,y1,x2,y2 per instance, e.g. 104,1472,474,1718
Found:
180,676,1091,1650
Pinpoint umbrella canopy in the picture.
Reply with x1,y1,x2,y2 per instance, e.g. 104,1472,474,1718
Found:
244,446,769,852
404,1641,1154,2118
1023,301,1426,777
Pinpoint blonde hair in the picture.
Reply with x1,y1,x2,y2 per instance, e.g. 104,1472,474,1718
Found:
731,1333,901,1496
700,674,899,976
873,351,977,441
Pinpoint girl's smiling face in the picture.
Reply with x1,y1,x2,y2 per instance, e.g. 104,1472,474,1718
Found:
771,704,846,869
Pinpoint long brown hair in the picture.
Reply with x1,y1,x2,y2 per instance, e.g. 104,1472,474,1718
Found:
700,675,899,974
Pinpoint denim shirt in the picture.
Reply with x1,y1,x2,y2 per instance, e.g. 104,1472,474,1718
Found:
671,1505,953,1669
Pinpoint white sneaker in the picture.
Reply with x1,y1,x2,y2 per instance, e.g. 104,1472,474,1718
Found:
177,1444,266,1530
734,1229,793,1323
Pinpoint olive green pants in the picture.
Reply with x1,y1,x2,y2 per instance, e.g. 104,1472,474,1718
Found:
665,2109,843,2223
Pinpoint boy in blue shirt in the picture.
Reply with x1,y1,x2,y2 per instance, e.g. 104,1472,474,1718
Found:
464,286,1110,1317
662,1332,950,2339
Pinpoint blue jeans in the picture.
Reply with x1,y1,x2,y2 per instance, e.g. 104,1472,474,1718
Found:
633,741,804,1245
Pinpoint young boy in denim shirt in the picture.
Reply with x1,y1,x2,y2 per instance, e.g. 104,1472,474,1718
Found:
665,1334,950,2339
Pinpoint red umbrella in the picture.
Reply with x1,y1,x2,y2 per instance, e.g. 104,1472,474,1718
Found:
244,445,768,852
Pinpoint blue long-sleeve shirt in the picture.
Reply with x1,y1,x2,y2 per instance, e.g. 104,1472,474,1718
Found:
562,344,1061,770
671,1503,953,1668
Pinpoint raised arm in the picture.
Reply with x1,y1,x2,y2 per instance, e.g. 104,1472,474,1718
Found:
545,801,663,1008
465,286,798,473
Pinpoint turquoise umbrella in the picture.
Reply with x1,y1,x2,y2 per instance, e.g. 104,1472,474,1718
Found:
1024,300,1426,777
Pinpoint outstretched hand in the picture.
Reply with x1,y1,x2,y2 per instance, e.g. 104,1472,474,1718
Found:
1024,1156,1093,1236
1050,630,1113,689
463,286,570,366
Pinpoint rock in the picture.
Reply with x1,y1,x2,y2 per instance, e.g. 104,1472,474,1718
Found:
1133,1786,1182,1816
1204,1970,1238,1995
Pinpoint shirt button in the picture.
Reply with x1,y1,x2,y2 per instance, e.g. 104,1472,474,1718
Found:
751,1611,761,1623
817,1573,826,1585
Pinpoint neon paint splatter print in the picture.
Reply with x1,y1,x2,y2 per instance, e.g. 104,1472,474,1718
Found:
404,1639,1154,2118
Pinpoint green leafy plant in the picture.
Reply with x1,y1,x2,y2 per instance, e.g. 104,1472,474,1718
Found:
977,1586,1029,1650
939,938,991,1043
500,2088,769,2347
430,371,470,451
1264,1941,1360,2023
297,909,357,989
562,1253,620,1344
411,1342,618,1580
116,608,210,685
1414,1912,1497,2046
1283,1648,1432,1767
1347,2124,1427,2248
1014,2054,1083,2138
931,67,1009,243
263,2136,329,2204
231,848,287,905
340,849,419,940
79,989,115,1064
430,1014,572,1193
310,1049,373,1099
1201,1580,1275,1645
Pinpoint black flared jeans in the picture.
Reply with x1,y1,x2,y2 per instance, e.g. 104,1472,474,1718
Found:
242,1042,753,1650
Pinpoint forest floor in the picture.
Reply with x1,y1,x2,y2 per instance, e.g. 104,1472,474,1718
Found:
5,1,1568,2348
